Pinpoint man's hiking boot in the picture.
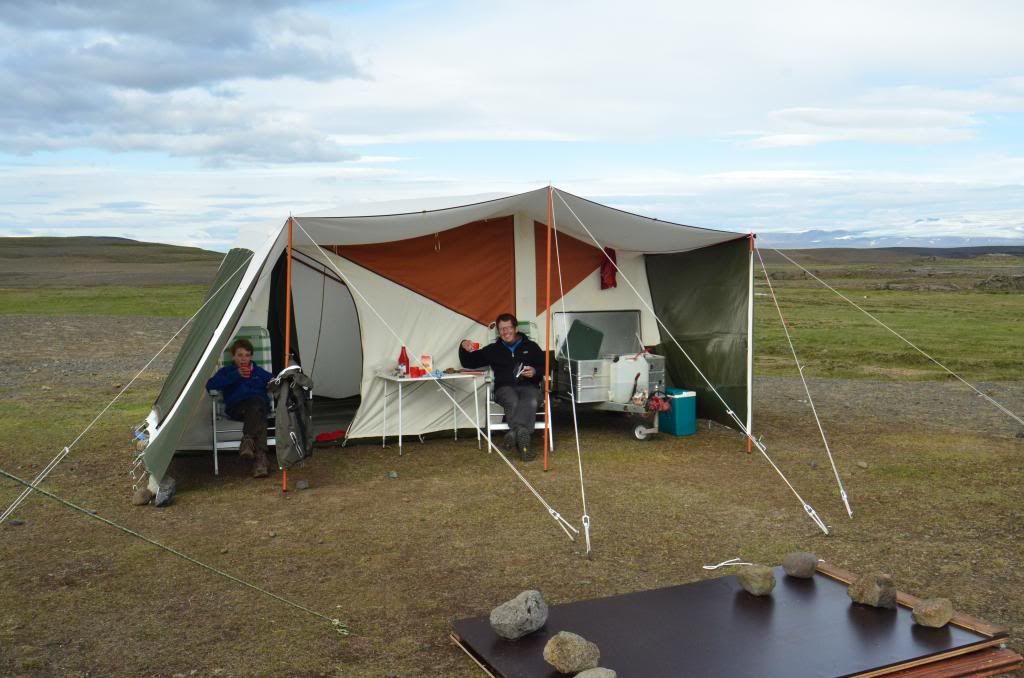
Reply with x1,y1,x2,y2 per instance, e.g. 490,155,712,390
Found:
252,450,269,478
517,430,535,462
501,431,516,452
238,436,256,460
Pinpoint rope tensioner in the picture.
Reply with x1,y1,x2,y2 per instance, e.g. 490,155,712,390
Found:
756,246,853,519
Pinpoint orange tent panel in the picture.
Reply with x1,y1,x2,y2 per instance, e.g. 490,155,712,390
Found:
328,216,515,326
534,220,605,314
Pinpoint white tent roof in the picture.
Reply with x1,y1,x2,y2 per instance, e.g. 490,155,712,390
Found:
250,187,743,253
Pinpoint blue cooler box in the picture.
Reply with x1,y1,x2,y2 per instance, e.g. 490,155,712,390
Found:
660,388,697,436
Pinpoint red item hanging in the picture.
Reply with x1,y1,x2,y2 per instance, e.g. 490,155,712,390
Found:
398,345,410,377
600,247,618,290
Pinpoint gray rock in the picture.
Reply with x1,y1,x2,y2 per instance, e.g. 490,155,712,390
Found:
6,518,25,526
856,460,869,469
154,476,176,508
295,479,310,490
489,590,548,640
848,571,897,608
387,470,399,479
132,487,154,506
576,668,616,678
543,631,600,674
737,564,776,595
782,552,818,578
913,598,954,627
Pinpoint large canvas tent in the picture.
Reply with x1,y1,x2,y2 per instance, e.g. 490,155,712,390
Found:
140,187,754,488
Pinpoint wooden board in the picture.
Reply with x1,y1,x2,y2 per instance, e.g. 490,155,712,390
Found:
451,566,1016,678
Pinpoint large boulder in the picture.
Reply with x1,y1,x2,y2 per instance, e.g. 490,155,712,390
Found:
543,631,600,674
782,552,818,578
913,598,954,627
737,564,776,595
848,571,897,609
489,590,548,640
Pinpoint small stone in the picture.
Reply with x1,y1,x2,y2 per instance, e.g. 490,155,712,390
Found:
388,471,399,479
41,385,51,391
489,590,548,640
782,551,818,578
913,598,954,627
577,669,617,678
543,631,600,674
132,487,154,506
269,531,277,538
856,461,869,469
220,547,229,554
6,518,25,527
848,571,897,608
295,479,310,490
1016,430,1024,439
736,564,776,595
809,461,819,470
154,476,176,508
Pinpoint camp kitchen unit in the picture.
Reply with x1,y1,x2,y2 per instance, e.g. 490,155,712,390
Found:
552,310,667,439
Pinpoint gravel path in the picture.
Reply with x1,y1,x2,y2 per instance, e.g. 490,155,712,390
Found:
4,313,1022,439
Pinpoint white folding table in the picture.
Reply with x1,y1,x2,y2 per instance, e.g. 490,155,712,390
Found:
376,371,484,454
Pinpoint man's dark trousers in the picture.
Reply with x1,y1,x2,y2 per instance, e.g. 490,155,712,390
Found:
227,396,268,446
494,384,540,438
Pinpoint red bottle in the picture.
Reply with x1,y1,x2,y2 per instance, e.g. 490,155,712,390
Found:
398,345,410,377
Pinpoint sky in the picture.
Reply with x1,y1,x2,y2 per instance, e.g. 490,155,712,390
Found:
1,0,1023,251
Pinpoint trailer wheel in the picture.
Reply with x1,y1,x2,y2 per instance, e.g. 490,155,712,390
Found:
634,425,649,441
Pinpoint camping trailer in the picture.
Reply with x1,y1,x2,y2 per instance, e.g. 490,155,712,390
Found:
138,187,755,491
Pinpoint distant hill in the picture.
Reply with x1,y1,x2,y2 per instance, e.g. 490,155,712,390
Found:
2,235,1020,290
0,236,223,288
763,245,1024,266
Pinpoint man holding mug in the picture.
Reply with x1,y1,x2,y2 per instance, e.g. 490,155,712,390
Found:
459,313,546,461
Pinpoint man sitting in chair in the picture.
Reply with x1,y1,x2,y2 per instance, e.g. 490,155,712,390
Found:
459,313,546,461
206,338,273,478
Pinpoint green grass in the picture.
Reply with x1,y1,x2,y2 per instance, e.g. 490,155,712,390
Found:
0,285,208,317
754,287,1024,380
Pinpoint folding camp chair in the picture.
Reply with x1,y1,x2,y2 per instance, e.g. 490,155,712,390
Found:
208,326,276,475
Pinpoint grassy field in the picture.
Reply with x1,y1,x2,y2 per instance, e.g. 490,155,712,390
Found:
0,285,211,317
0,242,1022,677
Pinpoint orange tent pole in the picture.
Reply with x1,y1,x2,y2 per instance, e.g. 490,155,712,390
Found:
543,187,553,471
282,217,294,492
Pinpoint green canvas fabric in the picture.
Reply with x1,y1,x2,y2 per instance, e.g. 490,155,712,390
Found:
645,237,750,428
144,248,254,482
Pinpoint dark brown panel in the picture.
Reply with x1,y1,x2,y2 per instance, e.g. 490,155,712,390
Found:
451,567,1003,678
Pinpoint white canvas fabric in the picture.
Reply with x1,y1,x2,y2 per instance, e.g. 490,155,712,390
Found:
155,186,747,466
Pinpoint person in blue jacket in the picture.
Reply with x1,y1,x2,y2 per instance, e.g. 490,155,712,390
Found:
459,313,546,461
206,338,273,477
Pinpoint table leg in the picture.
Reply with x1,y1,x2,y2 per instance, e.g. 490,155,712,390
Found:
382,379,388,448
474,377,481,449
398,380,403,455
453,387,458,441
